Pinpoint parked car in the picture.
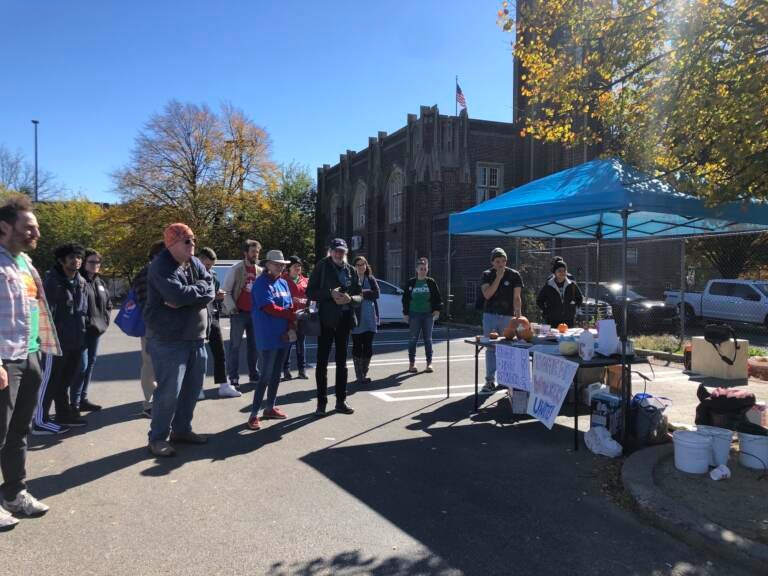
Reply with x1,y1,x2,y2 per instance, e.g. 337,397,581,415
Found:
665,279,768,327
376,279,406,324
575,296,613,325
583,282,676,332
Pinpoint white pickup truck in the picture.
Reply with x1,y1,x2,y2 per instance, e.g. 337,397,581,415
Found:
664,279,768,327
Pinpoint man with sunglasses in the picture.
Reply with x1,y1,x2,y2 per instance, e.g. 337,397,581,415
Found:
143,223,214,457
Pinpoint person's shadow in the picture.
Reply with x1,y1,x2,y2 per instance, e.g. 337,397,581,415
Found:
26,412,319,500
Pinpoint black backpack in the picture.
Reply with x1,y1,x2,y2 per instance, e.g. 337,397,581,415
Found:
703,323,739,366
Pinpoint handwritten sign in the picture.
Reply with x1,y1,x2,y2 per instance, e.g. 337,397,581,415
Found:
496,345,532,392
526,352,579,429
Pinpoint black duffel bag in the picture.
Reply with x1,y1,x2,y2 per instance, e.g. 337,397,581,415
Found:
703,323,739,366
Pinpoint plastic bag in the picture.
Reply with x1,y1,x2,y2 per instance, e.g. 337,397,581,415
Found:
585,426,623,458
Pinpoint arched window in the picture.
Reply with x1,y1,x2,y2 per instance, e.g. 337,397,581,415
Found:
330,194,340,233
387,168,404,224
353,182,367,230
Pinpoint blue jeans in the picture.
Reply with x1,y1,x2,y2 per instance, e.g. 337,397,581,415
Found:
251,347,288,416
70,332,100,406
483,313,513,385
408,312,434,364
282,328,306,372
228,311,259,382
147,338,207,442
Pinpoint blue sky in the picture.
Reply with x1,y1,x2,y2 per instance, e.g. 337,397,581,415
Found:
0,1,514,202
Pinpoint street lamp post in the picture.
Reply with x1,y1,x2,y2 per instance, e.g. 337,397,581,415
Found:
31,120,39,202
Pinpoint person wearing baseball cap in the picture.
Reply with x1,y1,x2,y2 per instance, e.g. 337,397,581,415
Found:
479,246,524,394
143,223,214,457
246,250,295,430
305,238,363,416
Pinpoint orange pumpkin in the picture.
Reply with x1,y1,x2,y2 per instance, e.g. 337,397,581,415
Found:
557,323,569,333
503,316,533,340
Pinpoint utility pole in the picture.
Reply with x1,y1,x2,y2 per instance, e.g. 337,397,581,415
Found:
32,120,39,201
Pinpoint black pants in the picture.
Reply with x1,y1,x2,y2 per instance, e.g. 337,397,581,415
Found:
315,312,353,407
207,321,227,384
352,331,375,360
42,348,81,420
0,353,42,500
283,325,306,371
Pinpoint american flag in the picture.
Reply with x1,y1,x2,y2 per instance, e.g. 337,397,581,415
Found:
456,83,467,110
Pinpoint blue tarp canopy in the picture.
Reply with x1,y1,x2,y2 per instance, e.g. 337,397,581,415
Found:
449,158,768,239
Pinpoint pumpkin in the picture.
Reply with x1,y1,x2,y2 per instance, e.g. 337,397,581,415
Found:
557,323,569,333
503,316,533,340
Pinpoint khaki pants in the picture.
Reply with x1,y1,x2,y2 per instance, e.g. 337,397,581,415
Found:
140,336,156,409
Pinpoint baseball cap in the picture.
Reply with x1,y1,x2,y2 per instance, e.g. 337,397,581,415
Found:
491,247,507,260
329,238,348,251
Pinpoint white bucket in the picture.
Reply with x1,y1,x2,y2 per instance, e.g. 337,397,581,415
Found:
738,432,768,471
673,430,712,474
696,425,733,467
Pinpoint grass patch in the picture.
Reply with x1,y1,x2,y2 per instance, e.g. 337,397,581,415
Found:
632,334,682,354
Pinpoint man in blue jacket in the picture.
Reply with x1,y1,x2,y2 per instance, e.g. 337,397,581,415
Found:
144,223,214,457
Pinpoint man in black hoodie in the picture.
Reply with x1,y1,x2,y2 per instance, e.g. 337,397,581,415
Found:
536,257,584,328
33,243,89,434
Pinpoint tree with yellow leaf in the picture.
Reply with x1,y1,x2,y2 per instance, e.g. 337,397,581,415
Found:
498,0,767,203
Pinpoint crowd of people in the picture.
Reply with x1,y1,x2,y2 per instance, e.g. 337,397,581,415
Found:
0,195,582,530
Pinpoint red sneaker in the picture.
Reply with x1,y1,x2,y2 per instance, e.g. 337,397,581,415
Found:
246,415,261,430
262,407,287,420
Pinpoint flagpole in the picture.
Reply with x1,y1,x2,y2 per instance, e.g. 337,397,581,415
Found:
455,75,458,116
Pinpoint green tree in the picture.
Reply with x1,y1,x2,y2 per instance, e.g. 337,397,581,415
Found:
498,0,768,203
32,199,104,272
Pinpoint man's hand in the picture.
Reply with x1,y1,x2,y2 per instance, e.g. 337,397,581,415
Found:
332,288,351,305
432,310,440,320
403,315,409,324
215,290,225,302
0,366,8,391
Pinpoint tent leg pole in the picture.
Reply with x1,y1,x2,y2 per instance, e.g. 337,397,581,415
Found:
595,236,601,325
680,238,686,353
446,233,452,399
621,210,629,445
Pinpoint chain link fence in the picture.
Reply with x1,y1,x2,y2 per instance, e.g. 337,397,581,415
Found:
452,232,768,359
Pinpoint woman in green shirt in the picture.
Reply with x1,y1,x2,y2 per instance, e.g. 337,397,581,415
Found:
402,257,442,373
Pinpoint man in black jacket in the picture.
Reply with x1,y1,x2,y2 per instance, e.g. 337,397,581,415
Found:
33,243,89,434
144,224,214,457
536,257,583,328
306,238,362,416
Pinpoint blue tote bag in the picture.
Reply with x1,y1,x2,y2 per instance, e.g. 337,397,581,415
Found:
115,288,145,337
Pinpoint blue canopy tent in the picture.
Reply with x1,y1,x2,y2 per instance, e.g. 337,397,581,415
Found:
445,158,768,440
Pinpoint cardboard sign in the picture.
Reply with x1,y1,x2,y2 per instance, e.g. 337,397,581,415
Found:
496,345,532,392
527,352,579,429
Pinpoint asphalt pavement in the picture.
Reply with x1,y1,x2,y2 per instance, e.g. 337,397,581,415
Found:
0,322,749,576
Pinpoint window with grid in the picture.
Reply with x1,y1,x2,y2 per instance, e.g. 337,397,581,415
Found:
329,194,340,233
476,164,502,204
464,280,479,309
387,249,402,285
353,182,367,230
388,169,404,224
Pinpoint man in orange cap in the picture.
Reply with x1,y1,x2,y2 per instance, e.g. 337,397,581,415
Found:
143,223,214,457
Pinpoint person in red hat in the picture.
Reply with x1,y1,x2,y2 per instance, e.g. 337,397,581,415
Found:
143,223,214,457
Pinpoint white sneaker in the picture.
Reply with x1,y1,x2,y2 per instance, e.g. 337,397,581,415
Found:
3,490,49,517
218,382,242,398
0,505,19,531
479,383,496,395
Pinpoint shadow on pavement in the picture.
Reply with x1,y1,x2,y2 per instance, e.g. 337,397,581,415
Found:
300,396,720,575
265,550,456,576
26,412,320,499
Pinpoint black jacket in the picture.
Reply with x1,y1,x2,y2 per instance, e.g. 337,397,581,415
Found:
84,273,112,336
536,276,584,327
144,250,214,341
43,266,88,351
402,277,443,315
306,256,362,329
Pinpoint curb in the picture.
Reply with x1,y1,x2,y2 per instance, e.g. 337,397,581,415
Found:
622,445,768,572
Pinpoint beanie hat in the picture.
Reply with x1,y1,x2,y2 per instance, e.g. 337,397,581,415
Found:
164,223,194,248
